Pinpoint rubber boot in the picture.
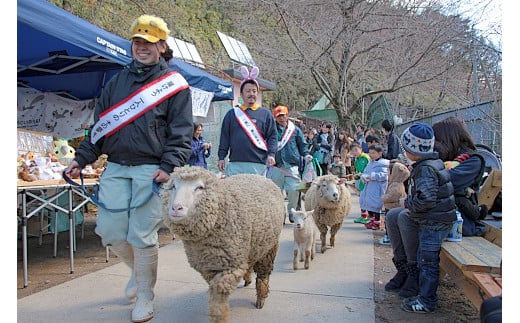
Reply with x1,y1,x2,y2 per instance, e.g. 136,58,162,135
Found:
399,263,419,298
109,241,136,300
385,258,408,291
131,246,158,323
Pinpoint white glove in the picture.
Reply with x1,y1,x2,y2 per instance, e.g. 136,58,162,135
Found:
304,154,313,163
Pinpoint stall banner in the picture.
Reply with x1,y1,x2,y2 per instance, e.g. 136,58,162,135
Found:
190,86,214,117
17,87,95,138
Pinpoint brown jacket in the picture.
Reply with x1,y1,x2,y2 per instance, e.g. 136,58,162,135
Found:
381,162,410,210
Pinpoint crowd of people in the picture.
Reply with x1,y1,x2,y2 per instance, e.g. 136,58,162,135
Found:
63,12,496,322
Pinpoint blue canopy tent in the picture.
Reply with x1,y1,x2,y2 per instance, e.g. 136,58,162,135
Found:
17,0,233,101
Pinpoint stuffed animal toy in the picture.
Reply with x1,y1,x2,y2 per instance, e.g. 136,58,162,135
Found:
52,139,75,164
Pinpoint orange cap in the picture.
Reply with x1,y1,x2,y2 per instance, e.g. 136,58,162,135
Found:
273,105,289,117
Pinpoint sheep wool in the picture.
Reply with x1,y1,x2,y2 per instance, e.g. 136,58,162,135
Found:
304,174,352,253
162,166,285,323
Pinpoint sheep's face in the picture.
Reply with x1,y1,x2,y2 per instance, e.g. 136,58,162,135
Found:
291,208,313,230
317,177,345,203
166,176,206,220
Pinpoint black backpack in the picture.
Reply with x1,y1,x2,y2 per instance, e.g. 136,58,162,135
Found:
453,151,486,221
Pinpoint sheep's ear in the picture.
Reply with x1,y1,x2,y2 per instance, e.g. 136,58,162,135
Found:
290,207,296,213
338,178,346,185
240,66,249,79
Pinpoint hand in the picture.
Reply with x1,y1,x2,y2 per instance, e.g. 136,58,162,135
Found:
203,142,212,150
361,174,370,182
65,160,82,178
218,160,225,172
304,154,313,163
152,168,170,184
267,156,276,167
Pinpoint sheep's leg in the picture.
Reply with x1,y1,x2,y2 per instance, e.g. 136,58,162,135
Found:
254,242,278,309
208,269,245,323
208,289,230,323
244,265,253,287
293,248,299,270
329,223,342,248
299,246,304,262
304,250,311,269
316,222,328,253
310,244,315,260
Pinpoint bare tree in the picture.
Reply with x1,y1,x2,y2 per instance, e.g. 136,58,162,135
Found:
224,0,497,129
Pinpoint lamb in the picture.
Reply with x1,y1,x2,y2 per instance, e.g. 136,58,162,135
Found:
291,208,318,270
161,166,285,323
304,174,352,253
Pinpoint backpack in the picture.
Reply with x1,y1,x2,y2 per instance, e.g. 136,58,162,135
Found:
453,151,486,221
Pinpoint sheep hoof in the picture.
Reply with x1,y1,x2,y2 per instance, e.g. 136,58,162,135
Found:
255,298,266,309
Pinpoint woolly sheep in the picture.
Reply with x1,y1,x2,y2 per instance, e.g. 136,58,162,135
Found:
304,175,352,253
291,208,319,270
161,166,285,323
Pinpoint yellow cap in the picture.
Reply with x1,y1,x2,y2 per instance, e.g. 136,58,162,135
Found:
130,15,169,43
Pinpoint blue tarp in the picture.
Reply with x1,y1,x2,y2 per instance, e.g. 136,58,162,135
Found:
17,0,233,101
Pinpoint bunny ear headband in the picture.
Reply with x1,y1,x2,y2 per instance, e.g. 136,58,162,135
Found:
239,66,260,90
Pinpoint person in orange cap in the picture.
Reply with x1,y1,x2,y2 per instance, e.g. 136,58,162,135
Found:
270,105,312,223
66,14,193,322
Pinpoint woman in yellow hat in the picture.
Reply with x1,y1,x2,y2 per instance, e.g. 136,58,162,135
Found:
66,15,193,322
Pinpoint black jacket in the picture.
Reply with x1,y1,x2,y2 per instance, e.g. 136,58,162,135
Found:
405,152,456,225
75,59,193,174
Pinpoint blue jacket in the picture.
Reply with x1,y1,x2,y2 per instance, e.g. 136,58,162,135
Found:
188,136,211,169
359,157,389,212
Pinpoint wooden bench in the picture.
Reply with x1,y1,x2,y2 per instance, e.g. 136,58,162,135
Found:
439,223,502,310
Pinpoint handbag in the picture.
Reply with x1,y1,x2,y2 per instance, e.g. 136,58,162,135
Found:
313,150,324,164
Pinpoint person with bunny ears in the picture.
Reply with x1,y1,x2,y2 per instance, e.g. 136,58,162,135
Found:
217,66,278,176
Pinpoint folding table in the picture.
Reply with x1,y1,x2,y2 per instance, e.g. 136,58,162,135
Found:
17,178,99,288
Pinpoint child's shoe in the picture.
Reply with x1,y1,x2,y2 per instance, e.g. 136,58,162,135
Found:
400,297,434,314
365,220,381,230
379,235,391,246
360,216,373,224
354,211,369,223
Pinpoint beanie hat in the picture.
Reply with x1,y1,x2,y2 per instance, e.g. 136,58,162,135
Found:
401,122,435,156
273,105,288,117
130,15,169,43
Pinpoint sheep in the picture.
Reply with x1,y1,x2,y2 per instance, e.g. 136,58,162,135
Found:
161,166,285,323
303,174,352,253
290,208,318,270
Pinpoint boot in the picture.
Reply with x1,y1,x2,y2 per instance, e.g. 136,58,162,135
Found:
385,258,408,291
399,263,419,298
109,241,136,300
131,245,158,323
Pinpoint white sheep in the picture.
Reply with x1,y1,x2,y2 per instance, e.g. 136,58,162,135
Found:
304,174,352,253
291,208,318,270
161,166,285,323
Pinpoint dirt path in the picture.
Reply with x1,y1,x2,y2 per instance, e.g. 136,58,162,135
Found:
17,213,480,322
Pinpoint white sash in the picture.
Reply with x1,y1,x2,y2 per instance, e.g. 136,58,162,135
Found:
277,120,296,151
233,107,268,151
90,72,189,144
